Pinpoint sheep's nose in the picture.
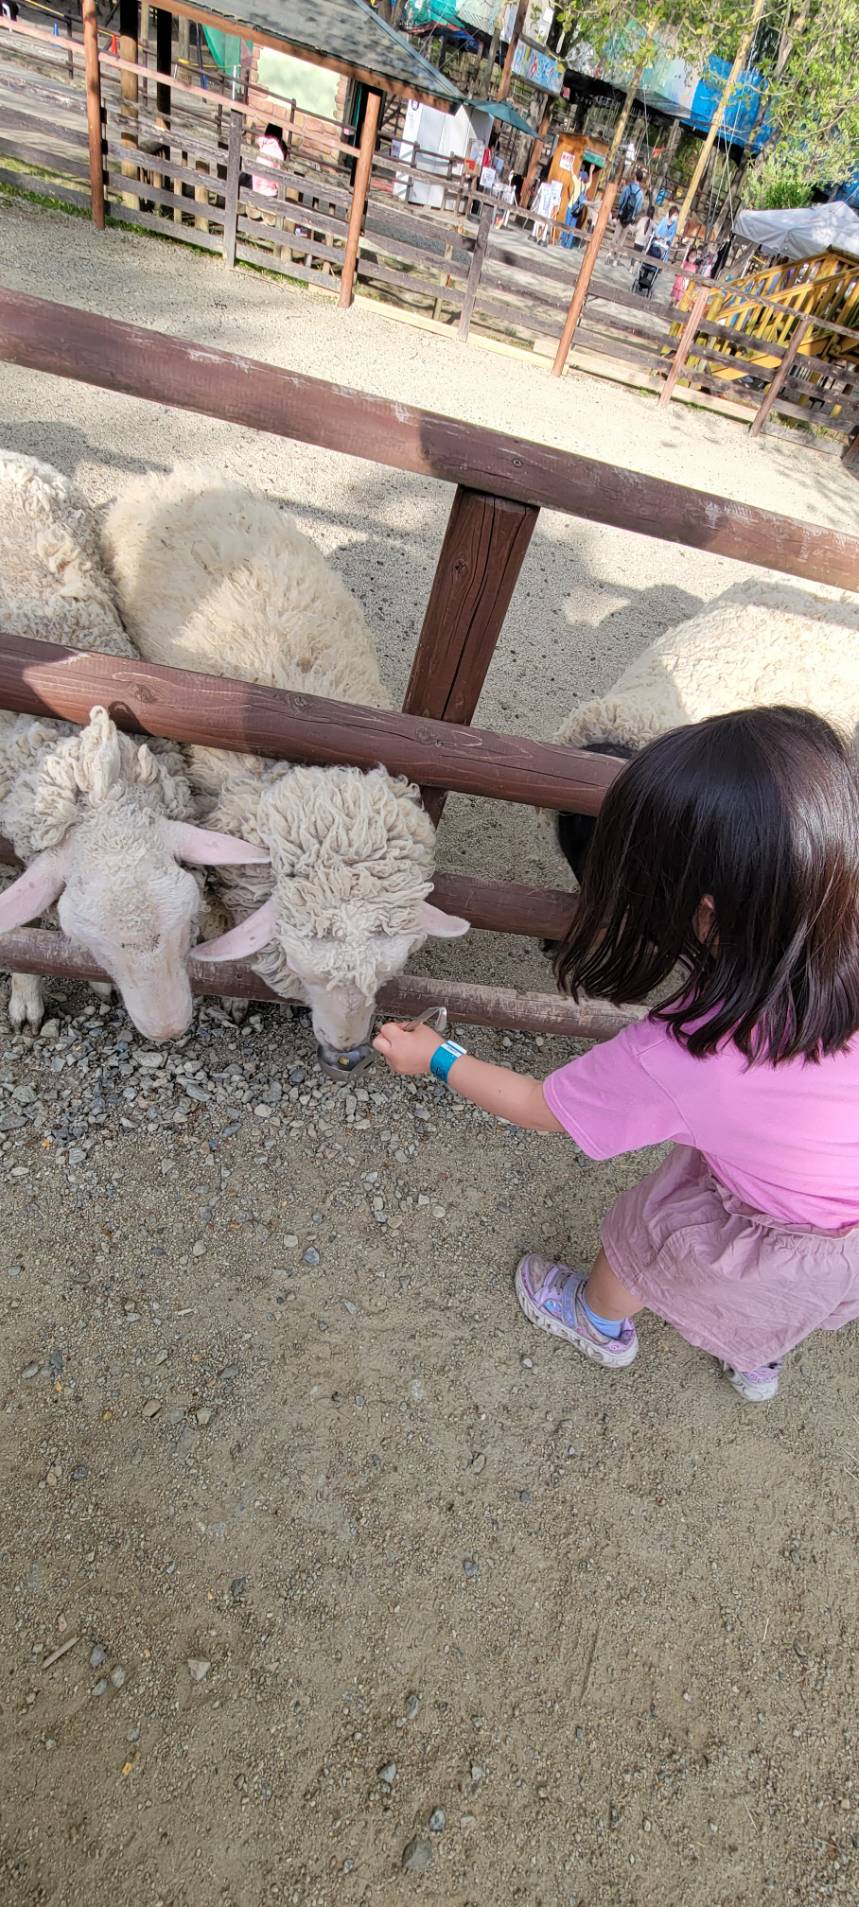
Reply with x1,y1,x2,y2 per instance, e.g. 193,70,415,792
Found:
316,1041,374,1081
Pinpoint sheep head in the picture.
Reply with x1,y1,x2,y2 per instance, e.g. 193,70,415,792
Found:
194,764,470,1068
0,707,267,1042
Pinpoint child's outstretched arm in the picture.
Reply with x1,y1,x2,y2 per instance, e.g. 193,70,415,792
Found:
373,1022,563,1133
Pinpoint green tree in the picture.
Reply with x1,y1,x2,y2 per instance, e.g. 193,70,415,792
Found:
749,0,859,199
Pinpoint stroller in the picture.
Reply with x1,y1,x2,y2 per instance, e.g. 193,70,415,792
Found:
633,238,668,298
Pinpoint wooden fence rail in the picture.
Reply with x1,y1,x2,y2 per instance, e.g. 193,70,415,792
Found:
0,928,633,1043
3,291,857,587
0,634,622,815
1,291,858,1036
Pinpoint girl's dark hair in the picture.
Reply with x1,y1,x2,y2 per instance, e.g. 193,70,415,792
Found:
554,707,859,1063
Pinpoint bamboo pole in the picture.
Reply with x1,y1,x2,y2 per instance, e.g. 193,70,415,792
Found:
676,0,766,235
81,0,105,230
339,87,382,309
551,181,617,377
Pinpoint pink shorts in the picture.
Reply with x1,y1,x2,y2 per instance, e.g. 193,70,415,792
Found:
601,1146,859,1366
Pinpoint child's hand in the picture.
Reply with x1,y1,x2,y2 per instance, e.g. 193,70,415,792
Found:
373,1021,441,1076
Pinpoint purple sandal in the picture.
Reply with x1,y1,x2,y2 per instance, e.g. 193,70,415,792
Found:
515,1255,639,1369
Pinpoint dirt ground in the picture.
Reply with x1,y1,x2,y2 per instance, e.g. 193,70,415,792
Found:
0,201,858,1907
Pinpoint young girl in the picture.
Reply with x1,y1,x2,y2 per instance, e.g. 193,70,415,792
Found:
374,709,859,1404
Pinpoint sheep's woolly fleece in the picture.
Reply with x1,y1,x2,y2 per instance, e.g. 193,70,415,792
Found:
0,452,193,860
101,464,438,985
0,450,131,657
100,462,392,708
556,578,859,756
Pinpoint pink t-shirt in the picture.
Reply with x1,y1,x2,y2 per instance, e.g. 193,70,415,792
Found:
543,1016,859,1233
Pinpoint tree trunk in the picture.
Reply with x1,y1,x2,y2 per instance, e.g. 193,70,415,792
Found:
478,24,501,94
497,0,527,101
676,0,766,234
604,54,646,179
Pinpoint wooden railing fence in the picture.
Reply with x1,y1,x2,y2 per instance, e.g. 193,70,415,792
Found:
0,289,858,1034
0,12,856,437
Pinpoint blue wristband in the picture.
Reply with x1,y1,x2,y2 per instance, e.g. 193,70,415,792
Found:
430,1039,466,1084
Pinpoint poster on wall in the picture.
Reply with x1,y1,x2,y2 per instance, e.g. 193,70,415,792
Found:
511,39,564,94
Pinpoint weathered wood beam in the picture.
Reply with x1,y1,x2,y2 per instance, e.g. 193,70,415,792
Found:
404,486,539,824
2,291,857,589
0,635,623,815
0,928,633,1042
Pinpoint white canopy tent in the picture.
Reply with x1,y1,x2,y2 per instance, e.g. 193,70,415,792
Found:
733,203,859,262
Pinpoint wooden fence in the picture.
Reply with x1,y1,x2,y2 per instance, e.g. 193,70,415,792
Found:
1,287,858,1036
0,12,856,435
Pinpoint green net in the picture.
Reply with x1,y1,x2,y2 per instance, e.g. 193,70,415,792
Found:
202,26,251,79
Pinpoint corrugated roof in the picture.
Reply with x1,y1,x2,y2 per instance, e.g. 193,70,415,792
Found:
178,0,463,103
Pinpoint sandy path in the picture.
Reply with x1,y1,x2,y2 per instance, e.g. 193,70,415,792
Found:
0,202,857,1907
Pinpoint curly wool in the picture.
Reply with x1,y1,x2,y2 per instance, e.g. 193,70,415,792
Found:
101,464,438,1003
0,453,192,859
101,461,392,713
0,713,193,860
556,579,859,757
0,450,132,657
548,578,859,877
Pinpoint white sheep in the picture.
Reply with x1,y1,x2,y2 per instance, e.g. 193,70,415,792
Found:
101,464,469,1075
0,451,267,1039
550,577,859,883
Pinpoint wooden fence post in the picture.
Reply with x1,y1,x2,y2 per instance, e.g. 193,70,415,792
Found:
222,108,243,269
749,313,810,438
118,0,139,204
458,199,492,342
403,485,539,824
551,181,616,377
81,0,105,230
339,87,382,310
658,282,710,408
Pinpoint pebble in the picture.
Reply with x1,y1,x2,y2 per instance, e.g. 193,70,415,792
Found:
187,1657,211,1682
110,1665,126,1688
463,1559,479,1580
429,1808,446,1832
195,1407,213,1426
520,1355,534,1370
230,1576,248,1601
281,1236,299,1250
219,1364,239,1381
142,1400,162,1419
471,1765,485,1784
470,1452,487,1473
92,1677,109,1697
191,1240,206,1257
404,1692,420,1721
303,1247,320,1266
378,1762,397,1785
20,1362,40,1381
401,1837,433,1873
89,1646,106,1669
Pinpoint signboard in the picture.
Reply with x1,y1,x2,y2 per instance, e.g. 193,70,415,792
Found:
511,39,564,94
567,23,769,148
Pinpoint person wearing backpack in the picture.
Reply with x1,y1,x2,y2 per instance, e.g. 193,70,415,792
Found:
612,168,646,253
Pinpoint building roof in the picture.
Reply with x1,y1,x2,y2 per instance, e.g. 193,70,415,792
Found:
468,97,540,138
168,0,463,105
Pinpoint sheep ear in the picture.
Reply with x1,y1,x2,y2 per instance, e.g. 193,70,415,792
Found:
74,706,123,802
192,896,278,962
164,820,270,867
0,849,65,931
418,901,471,939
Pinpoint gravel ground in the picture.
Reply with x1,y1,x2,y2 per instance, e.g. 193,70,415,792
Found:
1,201,858,1907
